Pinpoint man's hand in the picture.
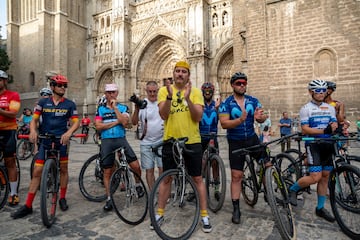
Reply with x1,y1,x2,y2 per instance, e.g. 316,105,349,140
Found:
61,132,72,145
165,79,173,97
184,81,192,100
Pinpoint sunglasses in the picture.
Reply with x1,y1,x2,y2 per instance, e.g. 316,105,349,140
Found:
312,88,327,94
147,90,157,94
176,91,182,103
106,91,116,94
204,90,214,95
40,93,51,97
233,80,247,86
56,83,68,88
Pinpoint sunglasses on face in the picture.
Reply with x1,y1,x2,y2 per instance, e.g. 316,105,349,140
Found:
204,90,214,95
40,93,51,97
312,88,327,94
147,90,157,94
105,91,116,94
56,83,68,88
233,80,247,86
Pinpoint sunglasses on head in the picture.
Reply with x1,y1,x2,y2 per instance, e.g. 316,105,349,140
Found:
233,80,247,86
56,83,68,88
312,88,327,93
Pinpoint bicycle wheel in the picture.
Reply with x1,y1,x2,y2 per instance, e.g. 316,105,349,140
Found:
78,154,107,202
16,139,33,160
110,168,148,225
15,156,21,193
241,155,258,206
329,164,360,239
265,165,296,240
277,152,300,189
149,169,200,240
0,166,10,209
205,154,226,213
40,158,58,227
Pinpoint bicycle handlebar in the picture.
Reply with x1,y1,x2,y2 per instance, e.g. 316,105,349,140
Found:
18,133,86,140
232,133,298,155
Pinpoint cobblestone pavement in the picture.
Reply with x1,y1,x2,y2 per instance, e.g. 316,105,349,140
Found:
1,130,359,240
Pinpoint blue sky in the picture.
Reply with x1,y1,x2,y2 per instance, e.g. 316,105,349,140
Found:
0,1,7,38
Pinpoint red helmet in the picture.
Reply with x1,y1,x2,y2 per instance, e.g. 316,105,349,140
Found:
201,82,215,92
50,74,69,84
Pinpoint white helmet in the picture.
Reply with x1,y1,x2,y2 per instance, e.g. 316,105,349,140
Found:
97,95,107,106
39,88,53,96
308,79,327,90
0,70,8,79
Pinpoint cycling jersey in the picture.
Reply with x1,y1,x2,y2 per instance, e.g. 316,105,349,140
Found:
200,100,218,136
219,94,262,140
0,90,21,130
81,117,91,126
34,96,79,136
95,103,129,139
299,100,337,138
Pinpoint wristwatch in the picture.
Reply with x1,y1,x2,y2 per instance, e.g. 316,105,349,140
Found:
166,96,172,101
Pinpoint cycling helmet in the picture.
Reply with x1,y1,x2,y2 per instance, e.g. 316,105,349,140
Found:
230,72,247,84
39,88,53,96
326,81,336,91
308,79,327,90
0,70,8,79
201,82,215,91
50,74,69,84
97,95,107,106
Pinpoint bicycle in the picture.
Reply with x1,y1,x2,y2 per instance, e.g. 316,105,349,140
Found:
16,137,34,160
201,133,226,213
233,133,300,208
108,146,148,225
298,135,360,239
149,137,200,240
80,125,90,144
78,142,120,202
21,133,85,227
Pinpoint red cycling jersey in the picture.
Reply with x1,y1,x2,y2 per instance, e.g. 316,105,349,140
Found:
0,90,21,130
81,117,91,126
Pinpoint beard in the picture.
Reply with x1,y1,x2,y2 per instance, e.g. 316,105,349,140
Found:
233,88,245,97
53,90,64,97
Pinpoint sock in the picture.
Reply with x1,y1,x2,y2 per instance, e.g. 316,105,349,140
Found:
200,209,208,218
317,195,326,210
232,199,239,208
107,196,111,201
10,181,18,195
25,192,36,208
60,187,67,199
290,182,301,192
157,208,164,217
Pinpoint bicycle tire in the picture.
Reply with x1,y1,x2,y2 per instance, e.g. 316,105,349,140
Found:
78,154,107,202
329,164,360,239
277,152,300,189
205,154,226,213
40,158,58,227
241,155,258,206
265,165,296,240
110,168,148,225
15,156,20,193
16,139,34,160
0,166,10,209
149,169,200,240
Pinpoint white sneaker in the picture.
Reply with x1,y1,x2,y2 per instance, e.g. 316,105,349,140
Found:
150,215,164,230
201,216,212,233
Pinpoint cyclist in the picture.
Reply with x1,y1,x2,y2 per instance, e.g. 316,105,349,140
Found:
95,83,144,212
81,113,91,135
278,111,292,152
12,74,80,219
0,70,21,206
200,82,221,200
18,108,33,130
288,79,337,222
324,81,345,134
131,81,164,191
219,72,267,224
154,61,212,233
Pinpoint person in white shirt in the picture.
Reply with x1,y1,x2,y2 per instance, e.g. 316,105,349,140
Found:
132,81,164,190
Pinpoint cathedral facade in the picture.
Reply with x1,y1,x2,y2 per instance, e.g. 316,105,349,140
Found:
6,0,360,123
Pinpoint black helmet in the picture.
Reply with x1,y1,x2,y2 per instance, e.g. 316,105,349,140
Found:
230,72,247,84
326,81,336,91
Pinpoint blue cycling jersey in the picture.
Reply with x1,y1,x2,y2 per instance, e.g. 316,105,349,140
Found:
219,95,262,140
96,103,129,139
34,97,78,136
200,100,218,136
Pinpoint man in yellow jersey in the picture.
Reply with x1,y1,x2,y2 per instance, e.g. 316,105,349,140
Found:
325,81,345,133
152,61,212,233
